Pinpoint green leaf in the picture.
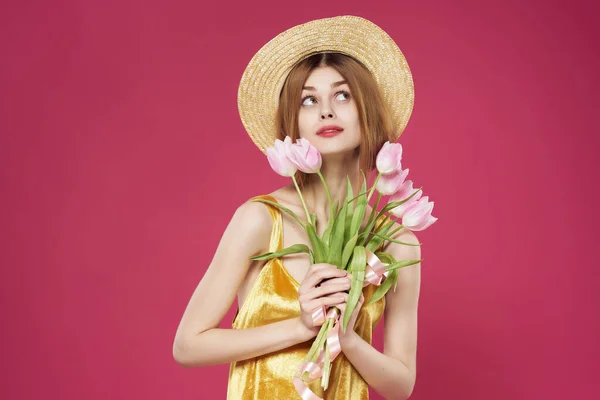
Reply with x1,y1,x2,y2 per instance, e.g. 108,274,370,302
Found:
367,252,421,304
360,193,382,246
367,189,422,232
357,230,368,244
345,175,355,213
250,198,305,229
322,200,342,248
349,170,368,240
344,176,355,244
360,211,385,247
327,194,347,268
366,217,396,252
359,188,423,247
370,232,422,246
374,251,395,264
249,244,311,261
347,188,370,203
342,246,366,333
368,268,398,304
306,223,327,262
341,232,358,270
385,258,422,271
367,251,398,304
322,223,332,247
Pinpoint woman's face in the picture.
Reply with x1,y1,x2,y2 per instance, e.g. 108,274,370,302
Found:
298,66,361,156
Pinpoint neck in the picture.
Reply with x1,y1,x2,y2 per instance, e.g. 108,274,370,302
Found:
301,151,364,222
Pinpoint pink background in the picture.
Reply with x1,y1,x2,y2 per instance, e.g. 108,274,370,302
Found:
1,0,598,399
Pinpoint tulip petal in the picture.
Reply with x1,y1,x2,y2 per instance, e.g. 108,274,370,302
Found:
402,197,437,231
285,137,322,173
376,141,403,174
267,139,297,177
376,168,408,195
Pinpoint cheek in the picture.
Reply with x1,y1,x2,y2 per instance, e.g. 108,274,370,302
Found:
297,113,307,132
297,110,313,133
340,107,360,128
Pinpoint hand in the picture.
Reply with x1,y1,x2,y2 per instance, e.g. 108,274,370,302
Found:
336,291,365,351
297,263,351,338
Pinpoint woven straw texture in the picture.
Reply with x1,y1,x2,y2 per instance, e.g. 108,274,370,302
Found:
237,15,414,154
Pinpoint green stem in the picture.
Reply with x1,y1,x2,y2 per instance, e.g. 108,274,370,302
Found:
389,221,405,237
303,317,334,375
292,175,312,225
367,172,382,202
362,192,383,246
316,171,334,220
371,192,384,232
373,192,382,217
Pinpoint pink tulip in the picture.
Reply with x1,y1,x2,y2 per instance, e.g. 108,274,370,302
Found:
376,168,409,195
266,138,298,177
389,180,421,218
376,141,403,175
402,196,438,231
284,137,322,174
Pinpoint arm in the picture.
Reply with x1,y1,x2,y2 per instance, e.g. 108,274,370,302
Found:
342,227,421,400
172,200,315,368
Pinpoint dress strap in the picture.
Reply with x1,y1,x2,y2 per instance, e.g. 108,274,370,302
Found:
249,194,283,253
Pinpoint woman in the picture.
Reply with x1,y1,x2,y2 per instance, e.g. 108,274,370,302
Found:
173,16,421,400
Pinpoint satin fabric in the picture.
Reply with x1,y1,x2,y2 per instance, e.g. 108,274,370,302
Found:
227,194,387,399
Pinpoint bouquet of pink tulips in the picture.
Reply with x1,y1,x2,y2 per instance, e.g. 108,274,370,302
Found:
250,136,437,397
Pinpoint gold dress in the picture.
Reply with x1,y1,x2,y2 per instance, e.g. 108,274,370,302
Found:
227,194,386,399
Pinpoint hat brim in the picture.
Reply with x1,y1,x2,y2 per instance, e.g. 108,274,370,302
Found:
238,15,414,154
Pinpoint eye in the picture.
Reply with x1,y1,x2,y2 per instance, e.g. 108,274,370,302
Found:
300,90,352,106
336,90,351,101
301,95,317,106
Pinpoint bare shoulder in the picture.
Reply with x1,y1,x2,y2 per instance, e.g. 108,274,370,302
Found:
383,224,421,297
229,197,275,257
266,184,298,207
234,197,273,231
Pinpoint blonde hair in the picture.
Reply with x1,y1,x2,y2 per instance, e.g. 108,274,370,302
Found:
275,52,396,189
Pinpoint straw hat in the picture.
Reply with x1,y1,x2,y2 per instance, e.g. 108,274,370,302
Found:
237,15,414,154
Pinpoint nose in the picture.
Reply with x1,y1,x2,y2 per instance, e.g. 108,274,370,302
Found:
320,107,335,120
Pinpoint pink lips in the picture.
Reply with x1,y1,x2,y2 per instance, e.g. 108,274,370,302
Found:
319,130,342,137
317,125,344,137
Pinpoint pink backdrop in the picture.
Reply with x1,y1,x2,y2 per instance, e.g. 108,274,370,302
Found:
1,0,598,399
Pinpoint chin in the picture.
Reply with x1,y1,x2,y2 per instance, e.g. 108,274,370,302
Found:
318,144,360,156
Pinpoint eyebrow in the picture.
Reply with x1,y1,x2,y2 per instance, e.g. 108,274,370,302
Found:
302,80,348,91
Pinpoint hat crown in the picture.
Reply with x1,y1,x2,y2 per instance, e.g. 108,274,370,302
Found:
238,15,414,154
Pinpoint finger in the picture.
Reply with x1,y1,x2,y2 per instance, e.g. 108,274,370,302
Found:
308,263,329,274
299,266,343,295
308,283,351,300
303,263,330,284
319,276,352,287
304,293,348,311
308,263,339,274
305,267,347,290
